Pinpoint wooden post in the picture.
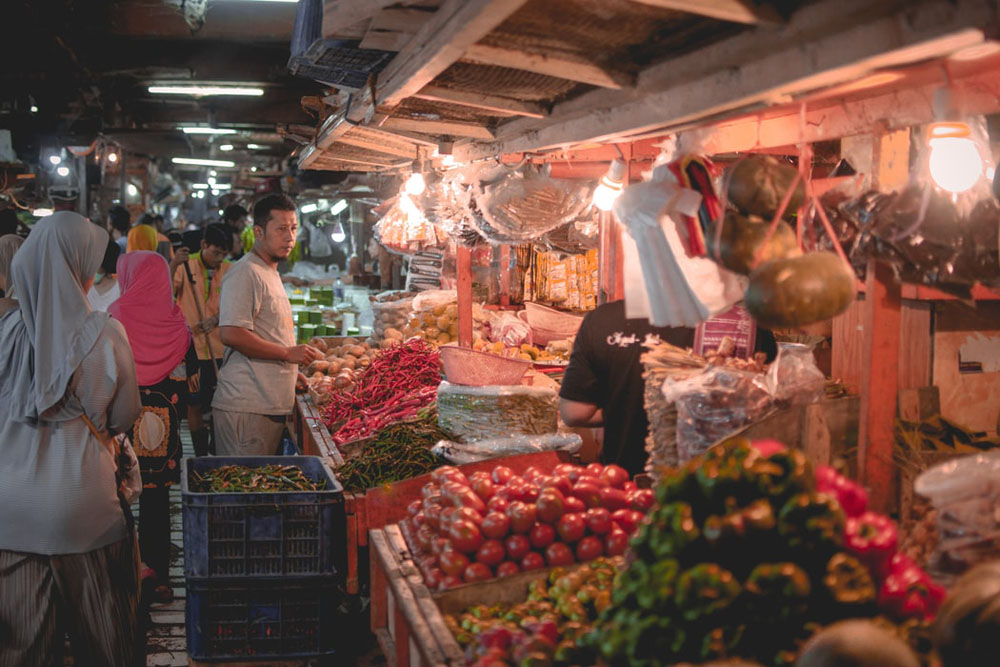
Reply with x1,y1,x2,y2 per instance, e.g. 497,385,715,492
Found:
858,127,909,512
457,245,473,347
499,244,511,307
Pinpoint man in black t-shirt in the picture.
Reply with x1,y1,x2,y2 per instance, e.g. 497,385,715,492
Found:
559,301,695,476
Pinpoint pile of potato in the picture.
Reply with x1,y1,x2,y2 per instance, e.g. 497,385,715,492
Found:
304,337,374,398
404,301,460,345
471,340,570,364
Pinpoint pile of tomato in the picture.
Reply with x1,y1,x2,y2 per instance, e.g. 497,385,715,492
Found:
399,462,653,591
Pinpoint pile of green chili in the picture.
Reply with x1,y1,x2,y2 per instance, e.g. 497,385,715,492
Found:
190,464,326,493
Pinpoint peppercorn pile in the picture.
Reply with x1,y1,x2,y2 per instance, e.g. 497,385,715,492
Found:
579,438,944,666
321,338,442,445
189,464,326,493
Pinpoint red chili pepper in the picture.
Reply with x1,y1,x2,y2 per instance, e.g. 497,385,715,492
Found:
844,511,898,580
878,553,946,621
815,465,869,518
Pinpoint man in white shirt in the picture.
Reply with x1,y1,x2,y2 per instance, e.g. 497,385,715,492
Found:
213,194,321,456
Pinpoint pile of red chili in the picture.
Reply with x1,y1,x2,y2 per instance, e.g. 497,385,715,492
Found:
321,338,442,444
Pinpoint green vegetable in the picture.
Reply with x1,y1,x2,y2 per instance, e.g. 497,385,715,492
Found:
744,562,811,621
824,553,877,606
189,464,325,493
674,563,741,622
778,492,845,554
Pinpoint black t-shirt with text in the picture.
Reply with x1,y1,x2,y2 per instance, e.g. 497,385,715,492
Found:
559,301,694,476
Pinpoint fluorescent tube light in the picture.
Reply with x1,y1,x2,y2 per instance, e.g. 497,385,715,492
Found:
32,208,53,216
149,85,264,97
300,203,318,214
172,157,236,168
181,126,238,135
330,199,348,215
192,183,209,189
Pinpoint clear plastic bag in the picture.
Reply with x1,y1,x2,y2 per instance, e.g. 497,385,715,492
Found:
490,311,532,347
765,342,825,405
370,294,414,342
915,451,1000,581
663,366,774,464
474,168,591,242
437,381,558,442
431,433,583,465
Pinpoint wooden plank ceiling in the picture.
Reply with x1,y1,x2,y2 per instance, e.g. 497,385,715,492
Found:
301,0,1000,173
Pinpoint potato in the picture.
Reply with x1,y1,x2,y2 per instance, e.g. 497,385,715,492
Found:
311,371,324,380
313,360,330,373
340,357,356,371
308,337,329,352
357,355,371,368
448,323,459,338
437,332,451,344
424,326,441,339
381,338,400,350
362,342,371,351
433,304,448,316
333,374,352,389
327,360,342,374
349,345,367,357
436,315,452,330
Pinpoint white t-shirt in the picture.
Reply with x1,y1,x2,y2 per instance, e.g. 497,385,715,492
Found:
213,252,297,415
87,279,120,312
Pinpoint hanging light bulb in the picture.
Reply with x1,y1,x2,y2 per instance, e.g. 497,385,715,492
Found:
107,151,119,163
592,159,626,211
330,221,346,243
404,172,426,196
927,122,983,194
56,166,71,177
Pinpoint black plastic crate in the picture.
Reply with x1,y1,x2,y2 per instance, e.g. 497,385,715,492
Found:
186,575,338,661
182,456,344,578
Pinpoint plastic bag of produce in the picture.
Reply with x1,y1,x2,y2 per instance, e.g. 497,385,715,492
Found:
765,342,825,405
431,433,583,464
371,292,415,343
489,311,532,347
437,381,558,442
663,366,774,464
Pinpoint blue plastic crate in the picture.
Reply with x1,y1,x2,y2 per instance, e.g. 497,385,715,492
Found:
182,456,344,578
186,575,338,661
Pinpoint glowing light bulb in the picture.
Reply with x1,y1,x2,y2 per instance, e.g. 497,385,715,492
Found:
927,123,983,194
330,222,346,243
404,173,426,196
49,155,62,165
107,152,119,163
592,159,626,211
56,166,70,177
127,183,138,197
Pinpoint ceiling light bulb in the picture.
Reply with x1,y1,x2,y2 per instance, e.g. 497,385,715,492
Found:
56,166,70,177
331,222,346,243
33,208,53,216
592,159,626,212
148,85,264,97
247,143,265,150
48,155,62,165
300,203,318,214
250,166,258,172
219,144,234,152
330,199,349,215
172,157,236,168
107,152,118,163
127,183,139,197
928,123,983,194
211,189,220,196
209,170,217,176
404,173,426,196
181,126,237,135
30,105,39,113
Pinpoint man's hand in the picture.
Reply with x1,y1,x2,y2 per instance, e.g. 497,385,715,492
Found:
285,344,322,365
194,315,219,334
296,372,310,392
169,247,190,275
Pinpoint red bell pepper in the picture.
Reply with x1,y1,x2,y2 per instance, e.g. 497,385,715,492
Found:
844,511,898,580
815,466,869,518
878,553,946,621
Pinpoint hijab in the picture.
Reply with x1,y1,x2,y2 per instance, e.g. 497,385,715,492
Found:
109,251,191,387
127,224,158,252
0,234,23,297
0,212,110,423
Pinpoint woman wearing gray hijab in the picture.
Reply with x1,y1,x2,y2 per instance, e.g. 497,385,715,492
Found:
0,212,143,667
0,233,23,316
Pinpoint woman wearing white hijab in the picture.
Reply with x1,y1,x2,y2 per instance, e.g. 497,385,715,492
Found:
0,212,143,667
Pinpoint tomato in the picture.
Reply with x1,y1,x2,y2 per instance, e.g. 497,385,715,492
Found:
529,522,556,549
584,507,612,535
576,535,604,562
449,520,483,554
476,539,506,567
599,464,629,489
505,501,536,534
486,495,509,513
407,499,423,517
545,542,574,566
504,534,531,561
556,513,586,543
622,480,638,493
433,466,468,486
521,483,540,503
605,530,629,556
535,489,566,524
412,511,426,529
491,465,514,485
612,509,643,534
504,479,529,503
471,476,496,501
493,486,511,502
496,561,520,577
563,496,586,513
630,488,655,512
520,551,545,571
440,574,462,590
468,471,490,486
522,466,544,482
430,537,451,557
424,567,443,590
553,463,577,477
421,483,441,500
571,481,603,508
438,507,458,533
481,512,510,539
448,485,486,514
541,474,573,497
585,463,604,477
565,466,585,483
598,486,630,511
463,562,493,583
416,526,433,550
455,507,484,527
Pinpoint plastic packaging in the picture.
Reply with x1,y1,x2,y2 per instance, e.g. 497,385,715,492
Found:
437,381,558,442
431,433,583,465
915,451,1000,581
474,168,591,242
765,342,825,405
370,292,414,343
490,311,533,348
663,366,774,464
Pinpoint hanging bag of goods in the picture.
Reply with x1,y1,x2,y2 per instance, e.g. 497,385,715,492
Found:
436,381,558,443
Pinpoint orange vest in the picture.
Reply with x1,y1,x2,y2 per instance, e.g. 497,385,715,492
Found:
173,254,230,360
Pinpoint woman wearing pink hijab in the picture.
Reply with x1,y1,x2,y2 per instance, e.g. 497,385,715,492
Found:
110,250,195,603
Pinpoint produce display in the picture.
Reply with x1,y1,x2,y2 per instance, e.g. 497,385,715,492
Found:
445,557,622,667
321,338,442,444
472,340,570,365
189,464,326,493
399,462,652,591
437,382,559,443
333,408,448,492
370,291,415,345
303,336,374,398
581,439,944,666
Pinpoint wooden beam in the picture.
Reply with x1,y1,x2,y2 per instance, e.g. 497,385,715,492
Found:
453,0,996,161
461,44,633,89
381,116,495,140
629,0,783,25
322,147,411,168
359,30,412,52
412,85,548,118
337,126,419,159
322,0,395,39
375,0,531,108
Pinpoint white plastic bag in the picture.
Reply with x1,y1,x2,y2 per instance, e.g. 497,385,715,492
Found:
490,311,532,347
432,433,583,465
